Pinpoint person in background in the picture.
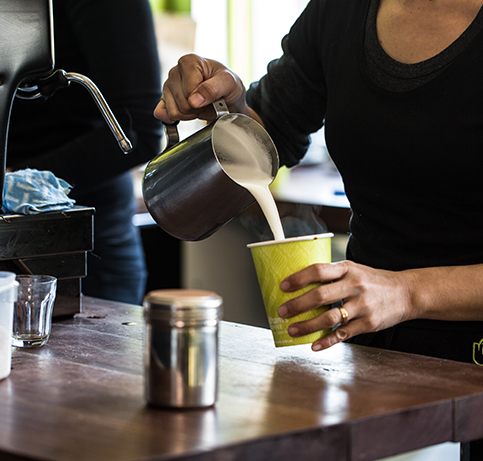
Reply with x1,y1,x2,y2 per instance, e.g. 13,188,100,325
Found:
7,0,163,304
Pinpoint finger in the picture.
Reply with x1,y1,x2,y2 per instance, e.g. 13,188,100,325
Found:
281,261,349,293
286,306,344,338
153,97,169,122
163,67,200,118
278,282,347,319
176,55,220,115
159,73,216,122
178,57,246,113
159,86,196,123
311,317,370,351
153,95,181,124
177,54,211,102
189,70,237,106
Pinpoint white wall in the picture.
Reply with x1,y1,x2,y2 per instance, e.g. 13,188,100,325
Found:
191,0,310,84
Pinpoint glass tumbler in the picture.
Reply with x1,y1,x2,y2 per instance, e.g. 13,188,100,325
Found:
12,275,57,348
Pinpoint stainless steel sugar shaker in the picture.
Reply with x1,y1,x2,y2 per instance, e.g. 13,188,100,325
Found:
143,289,223,408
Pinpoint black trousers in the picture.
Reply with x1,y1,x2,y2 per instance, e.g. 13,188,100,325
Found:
77,172,147,305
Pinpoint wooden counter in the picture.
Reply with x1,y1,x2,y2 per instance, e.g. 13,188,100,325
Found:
1,296,483,460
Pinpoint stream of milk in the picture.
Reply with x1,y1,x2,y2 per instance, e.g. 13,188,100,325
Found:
222,165,285,241
214,119,285,241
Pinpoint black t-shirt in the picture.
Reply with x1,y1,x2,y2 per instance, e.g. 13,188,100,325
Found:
247,0,483,363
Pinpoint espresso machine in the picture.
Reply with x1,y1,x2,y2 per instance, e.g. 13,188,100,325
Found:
0,0,132,316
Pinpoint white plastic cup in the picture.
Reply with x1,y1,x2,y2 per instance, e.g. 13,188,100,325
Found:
0,272,19,380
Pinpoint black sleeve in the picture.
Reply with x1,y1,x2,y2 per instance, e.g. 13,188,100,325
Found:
246,0,327,168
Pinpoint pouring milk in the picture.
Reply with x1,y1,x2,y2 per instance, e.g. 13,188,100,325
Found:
223,165,285,241
214,119,285,241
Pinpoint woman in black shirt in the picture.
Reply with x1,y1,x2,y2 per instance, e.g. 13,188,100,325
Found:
154,0,483,364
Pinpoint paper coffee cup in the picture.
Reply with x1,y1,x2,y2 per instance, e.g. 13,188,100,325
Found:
248,233,334,347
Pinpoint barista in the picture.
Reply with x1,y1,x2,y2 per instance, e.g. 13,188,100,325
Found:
154,0,483,365
7,0,163,304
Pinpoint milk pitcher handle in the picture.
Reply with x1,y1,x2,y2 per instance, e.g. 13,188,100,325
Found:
212,98,229,117
163,121,180,149
163,98,229,150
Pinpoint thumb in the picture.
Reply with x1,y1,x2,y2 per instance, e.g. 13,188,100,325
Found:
187,66,245,113
188,91,207,109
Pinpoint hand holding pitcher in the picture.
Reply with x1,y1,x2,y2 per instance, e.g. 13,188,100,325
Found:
154,54,262,125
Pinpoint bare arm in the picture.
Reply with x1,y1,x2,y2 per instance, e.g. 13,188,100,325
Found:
278,261,483,351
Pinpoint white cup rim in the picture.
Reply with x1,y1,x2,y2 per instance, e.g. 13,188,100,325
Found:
0,271,17,285
247,232,334,248
15,275,57,286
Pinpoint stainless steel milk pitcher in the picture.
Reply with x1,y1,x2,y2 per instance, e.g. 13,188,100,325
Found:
142,99,279,241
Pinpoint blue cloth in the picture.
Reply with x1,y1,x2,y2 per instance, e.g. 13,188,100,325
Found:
2,168,76,215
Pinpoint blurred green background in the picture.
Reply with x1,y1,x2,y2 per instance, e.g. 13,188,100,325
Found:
149,0,191,13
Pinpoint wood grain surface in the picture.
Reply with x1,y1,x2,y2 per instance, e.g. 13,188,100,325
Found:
0,296,482,461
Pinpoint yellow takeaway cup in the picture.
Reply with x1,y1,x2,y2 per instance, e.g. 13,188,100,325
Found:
248,233,334,347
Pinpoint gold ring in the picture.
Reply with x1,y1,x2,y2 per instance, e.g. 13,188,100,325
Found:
339,306,349,325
